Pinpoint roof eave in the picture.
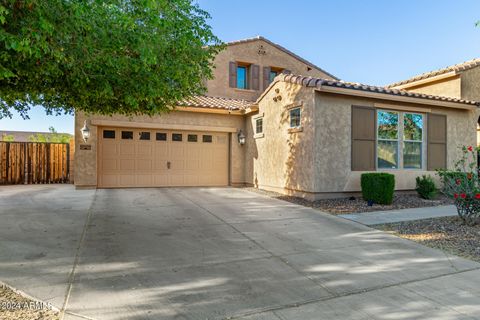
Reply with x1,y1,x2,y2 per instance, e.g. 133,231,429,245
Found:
175,106,245,115
316,86,477,110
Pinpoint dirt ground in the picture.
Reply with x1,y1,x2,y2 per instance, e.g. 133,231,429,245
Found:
0,284,59,320
374,216,480,263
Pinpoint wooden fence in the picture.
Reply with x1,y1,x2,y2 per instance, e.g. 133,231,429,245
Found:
0,142,70,185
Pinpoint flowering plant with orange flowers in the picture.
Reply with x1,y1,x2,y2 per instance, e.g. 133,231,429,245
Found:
437,145,480,225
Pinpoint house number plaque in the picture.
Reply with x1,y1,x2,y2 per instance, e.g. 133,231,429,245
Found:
80,144,92,150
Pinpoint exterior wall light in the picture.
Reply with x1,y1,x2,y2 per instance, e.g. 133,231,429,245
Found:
80,120,91,143
237,129,246,145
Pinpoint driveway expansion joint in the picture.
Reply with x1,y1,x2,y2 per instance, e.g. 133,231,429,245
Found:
60,189,98,319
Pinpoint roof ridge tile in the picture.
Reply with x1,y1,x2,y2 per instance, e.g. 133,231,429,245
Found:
275,73,478,106
388,58,480,88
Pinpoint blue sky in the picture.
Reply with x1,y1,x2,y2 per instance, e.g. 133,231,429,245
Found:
1,0,480,134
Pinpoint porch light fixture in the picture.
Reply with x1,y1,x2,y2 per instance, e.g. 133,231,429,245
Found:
237,129,246,145
80,120,91,143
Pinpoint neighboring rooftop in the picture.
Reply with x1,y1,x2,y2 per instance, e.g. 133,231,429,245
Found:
0,130,72,142
387,58,480,88
227,36,339,81
178,95,255,111
265,74,479,108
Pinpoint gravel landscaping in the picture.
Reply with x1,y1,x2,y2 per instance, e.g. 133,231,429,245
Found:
244,187,453,214
0,284,59,320
374,216,480,263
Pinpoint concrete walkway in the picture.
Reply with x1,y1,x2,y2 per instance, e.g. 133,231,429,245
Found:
1,186,479,320
339,205,457,226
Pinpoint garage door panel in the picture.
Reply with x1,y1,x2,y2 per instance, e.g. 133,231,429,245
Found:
136,175,153,186
170,159,186,171
155,145,168,157
119,175,136,186
136,144,153,156
154,160,168,171
170,143,185,156
102,159,118,171
136,159,153,171
101,175,118,187
102,143,118,159
153,174,169,186
120,144,135,155
169,175,186,186
184,175,200,185
98,127,228,188
120,159,135,170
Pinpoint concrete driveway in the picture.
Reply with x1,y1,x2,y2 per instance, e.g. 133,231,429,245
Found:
1,185,480,320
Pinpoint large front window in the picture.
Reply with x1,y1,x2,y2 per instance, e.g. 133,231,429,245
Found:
403,113,423,168
377,110,423,170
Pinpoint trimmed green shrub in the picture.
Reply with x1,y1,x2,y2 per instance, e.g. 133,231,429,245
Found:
361,173,395,205
415,175,437,200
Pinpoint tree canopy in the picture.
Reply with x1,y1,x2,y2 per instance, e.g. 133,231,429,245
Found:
0,0,223,119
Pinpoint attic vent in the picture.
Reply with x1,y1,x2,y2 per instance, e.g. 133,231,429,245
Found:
258,45,266,55
307,66,312,71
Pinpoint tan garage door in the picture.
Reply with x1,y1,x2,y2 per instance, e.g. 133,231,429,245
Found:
98,127,229,188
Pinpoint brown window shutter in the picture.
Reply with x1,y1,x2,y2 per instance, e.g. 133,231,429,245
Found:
263,66,271,90
251,64,260,90
351,106,376,171
229,61,237,88
427,113,447,170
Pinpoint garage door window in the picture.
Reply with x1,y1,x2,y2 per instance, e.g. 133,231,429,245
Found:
203,135,213,143
121,131,133,140
139,132,150,140
156,133,167,141
188,134,198,142
172,133,182,141
103,130,115,139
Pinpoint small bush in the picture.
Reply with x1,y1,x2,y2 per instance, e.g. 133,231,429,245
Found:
415,175,437,199
361,173,395,205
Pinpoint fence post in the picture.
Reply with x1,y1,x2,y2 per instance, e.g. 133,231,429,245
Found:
24,143,28,184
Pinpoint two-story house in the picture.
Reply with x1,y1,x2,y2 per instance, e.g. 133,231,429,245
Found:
74,36,480,200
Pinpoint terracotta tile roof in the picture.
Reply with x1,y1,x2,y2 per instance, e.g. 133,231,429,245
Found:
177,95,255,111
387,58,480,88
226,36,339,81
275,74,479,106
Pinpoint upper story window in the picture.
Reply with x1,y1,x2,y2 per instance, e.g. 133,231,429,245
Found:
289,108,301,128
229,62,261,90
377,110,423,170
237,65,248,89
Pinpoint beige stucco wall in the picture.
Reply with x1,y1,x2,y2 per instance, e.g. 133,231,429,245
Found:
244,81,316,195
313,93,478,197
74,111,246,188
461,66,480,102
403,76,462,99
206,39,334,101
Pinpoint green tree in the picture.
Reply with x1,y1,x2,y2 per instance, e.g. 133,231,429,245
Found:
0,0,222,119
28,126,71,143
1,134,14,141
